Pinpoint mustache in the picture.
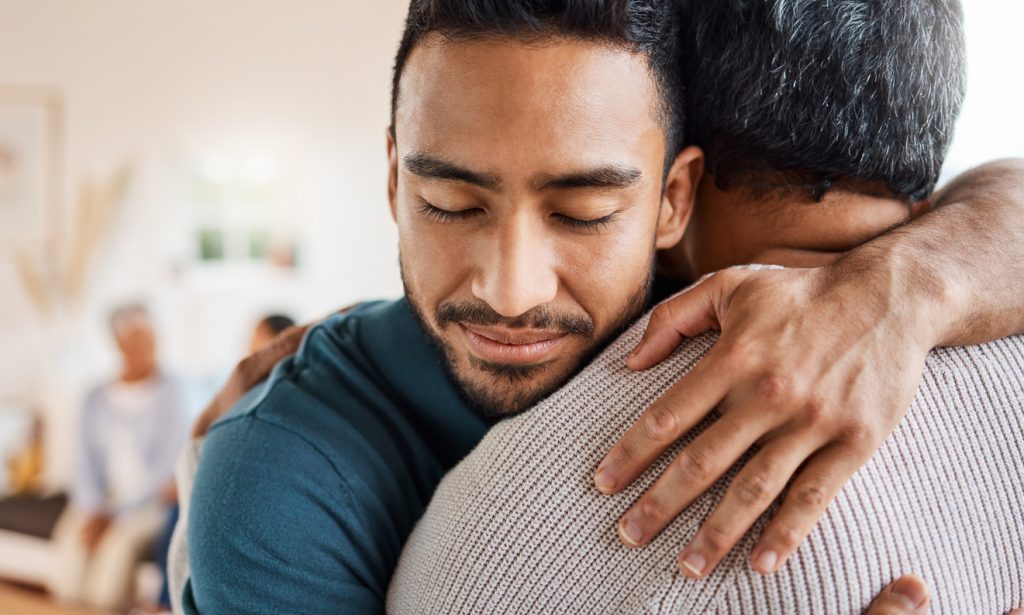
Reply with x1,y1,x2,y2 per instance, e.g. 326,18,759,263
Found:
435,301,595,338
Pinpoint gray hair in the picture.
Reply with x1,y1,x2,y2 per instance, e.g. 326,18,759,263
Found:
680,0,966,201
108,303,151,337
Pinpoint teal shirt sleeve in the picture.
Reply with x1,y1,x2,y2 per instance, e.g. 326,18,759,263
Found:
183,412,383,613
182,300,489,614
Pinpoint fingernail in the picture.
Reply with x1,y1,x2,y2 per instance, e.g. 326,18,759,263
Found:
680,551,707,577
627,342,643,362
617,516,644,547
753,549,777,574
594,467,616,493
889,576,928,609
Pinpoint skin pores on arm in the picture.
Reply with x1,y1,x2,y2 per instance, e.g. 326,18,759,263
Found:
882,157,1024,346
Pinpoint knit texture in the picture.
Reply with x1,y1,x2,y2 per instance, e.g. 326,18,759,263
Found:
388,310,1024,614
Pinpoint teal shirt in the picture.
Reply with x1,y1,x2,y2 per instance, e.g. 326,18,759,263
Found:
183,299,489,613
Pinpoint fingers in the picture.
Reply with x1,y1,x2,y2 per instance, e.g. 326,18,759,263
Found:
614,408,776,550
595,348,733,494
864,575,929,614
749,442,864,574
626,273,728,371
675,437,817,578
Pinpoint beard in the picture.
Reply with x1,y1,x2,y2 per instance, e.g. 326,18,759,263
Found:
401,257,653,420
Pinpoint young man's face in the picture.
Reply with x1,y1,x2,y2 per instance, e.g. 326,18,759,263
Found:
388,34,698,416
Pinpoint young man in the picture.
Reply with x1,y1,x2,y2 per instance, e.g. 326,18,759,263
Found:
180,1,1024,612
386,1,1024,612
183,2,694,612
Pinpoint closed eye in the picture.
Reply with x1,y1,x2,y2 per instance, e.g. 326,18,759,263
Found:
418,201,483,223
553,212,617,232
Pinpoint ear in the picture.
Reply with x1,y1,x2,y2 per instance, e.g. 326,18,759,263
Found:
386,127,399,223
655,146,703,250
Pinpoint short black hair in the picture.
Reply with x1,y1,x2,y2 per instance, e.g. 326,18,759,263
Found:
681,0,966,202
390,0,686,169
259,313,296,336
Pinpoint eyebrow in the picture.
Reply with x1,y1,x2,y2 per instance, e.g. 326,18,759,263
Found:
533,165,643,191
403,152,643,193
404,153,501,191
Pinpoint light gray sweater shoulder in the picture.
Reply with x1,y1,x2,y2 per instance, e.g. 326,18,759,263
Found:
388,310,1024,614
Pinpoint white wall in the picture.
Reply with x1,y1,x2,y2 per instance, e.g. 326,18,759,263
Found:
941,1,1024,180
0,0,1021,488
0,0,409,487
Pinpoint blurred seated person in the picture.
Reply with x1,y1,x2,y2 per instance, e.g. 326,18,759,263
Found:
49,303,189,611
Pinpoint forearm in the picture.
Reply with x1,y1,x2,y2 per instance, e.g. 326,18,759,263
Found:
836,158,1024,347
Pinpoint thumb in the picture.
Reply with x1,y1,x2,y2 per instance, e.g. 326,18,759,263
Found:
626,272,724,370
864,575,929,615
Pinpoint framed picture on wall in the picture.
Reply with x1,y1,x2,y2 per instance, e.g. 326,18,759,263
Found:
0,87,60,256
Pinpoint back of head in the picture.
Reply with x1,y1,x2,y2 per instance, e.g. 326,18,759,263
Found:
391,0,687,166
681,0,966,202
259,313,296,337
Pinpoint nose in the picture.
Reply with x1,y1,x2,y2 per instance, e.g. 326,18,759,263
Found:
471,213,558,318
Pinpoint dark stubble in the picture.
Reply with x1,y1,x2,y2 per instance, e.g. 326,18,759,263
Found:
402,257,654,419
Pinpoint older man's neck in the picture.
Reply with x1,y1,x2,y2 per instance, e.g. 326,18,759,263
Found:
659,174,918,283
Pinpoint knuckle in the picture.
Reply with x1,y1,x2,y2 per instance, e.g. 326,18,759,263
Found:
759,371,813,408
802,396,829,427
734,473,773,507
640,496,670,523
757,373,792,404
649,303,672,327
839,419,878,448
768,523,803,553
642,404,678,441
701,523,733,553
714,267,742,289
676,447,715,483
792,483,828,510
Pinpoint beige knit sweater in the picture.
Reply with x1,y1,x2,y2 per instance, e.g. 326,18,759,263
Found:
388,311,1024,614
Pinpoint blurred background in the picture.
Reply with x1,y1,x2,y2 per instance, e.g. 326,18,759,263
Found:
0,0,1021,612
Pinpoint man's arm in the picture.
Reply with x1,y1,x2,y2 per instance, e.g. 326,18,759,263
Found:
885,157,1024,344
183,412,385,614
594,159,1024,578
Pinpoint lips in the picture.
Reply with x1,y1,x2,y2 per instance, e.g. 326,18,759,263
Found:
459,323,568,365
